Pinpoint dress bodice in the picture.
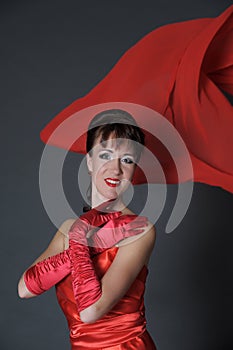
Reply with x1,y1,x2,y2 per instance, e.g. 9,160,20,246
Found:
55,246,156,349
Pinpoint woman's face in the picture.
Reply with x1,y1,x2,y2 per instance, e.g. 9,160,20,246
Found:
86,135,137,204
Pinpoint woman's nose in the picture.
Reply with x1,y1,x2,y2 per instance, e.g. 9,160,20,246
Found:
109,158,123,174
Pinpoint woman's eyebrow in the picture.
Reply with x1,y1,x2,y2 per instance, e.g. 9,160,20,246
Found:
99,148,135,157
99,148,113,153
122,153,135,157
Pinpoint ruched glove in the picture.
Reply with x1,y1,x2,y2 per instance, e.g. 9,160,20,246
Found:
24,250,71,295
23,205,148,303
68,208,121,312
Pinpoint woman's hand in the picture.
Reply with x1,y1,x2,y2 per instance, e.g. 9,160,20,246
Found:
69,200,122,243
89,215,149,256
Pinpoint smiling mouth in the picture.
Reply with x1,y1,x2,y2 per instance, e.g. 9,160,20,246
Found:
104,178,121,187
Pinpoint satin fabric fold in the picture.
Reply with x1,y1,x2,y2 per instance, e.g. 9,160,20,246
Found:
24,250,71,295
55,247,156,349
40,6,233,193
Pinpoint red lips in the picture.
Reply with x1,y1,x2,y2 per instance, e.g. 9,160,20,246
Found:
104,178,121,187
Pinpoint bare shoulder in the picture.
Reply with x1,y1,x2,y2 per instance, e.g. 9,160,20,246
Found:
50,218,77,248
59,218,77,237
121,207,155,232
58,218,76,250
121,207,136,216
115,223,156,267
31,218,76,265
117,215,156,246
117,207,156,263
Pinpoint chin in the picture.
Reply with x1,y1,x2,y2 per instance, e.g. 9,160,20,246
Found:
96,182,127,202
104,192,119,201
96,189,117,201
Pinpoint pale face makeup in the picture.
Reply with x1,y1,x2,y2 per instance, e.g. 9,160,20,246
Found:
86,136,137,210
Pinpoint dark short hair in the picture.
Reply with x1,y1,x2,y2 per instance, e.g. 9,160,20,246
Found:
86,109,145,162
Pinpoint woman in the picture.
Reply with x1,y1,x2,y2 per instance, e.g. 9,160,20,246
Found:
18,109,157,349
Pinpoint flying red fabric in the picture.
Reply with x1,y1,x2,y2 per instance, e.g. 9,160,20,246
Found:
40,6,233,194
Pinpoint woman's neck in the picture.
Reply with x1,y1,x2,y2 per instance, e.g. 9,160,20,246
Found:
91,195,126,212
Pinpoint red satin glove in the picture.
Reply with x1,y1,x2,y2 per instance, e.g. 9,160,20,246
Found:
23,202,120,296
89,214,148,256
69,208,121,313
23,250,71,295
23,214,148,296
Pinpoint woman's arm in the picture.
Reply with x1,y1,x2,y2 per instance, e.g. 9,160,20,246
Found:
18,214,144,299
79,224,156,323
17,219,75,298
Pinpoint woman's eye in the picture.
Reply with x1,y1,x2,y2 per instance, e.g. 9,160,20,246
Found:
99,153,134,164
121,157,134,164
99,152,111,160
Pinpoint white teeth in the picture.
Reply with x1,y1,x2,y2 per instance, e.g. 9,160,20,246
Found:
106,179,120,184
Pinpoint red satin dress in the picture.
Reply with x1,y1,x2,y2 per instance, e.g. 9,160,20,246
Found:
55,246,156,349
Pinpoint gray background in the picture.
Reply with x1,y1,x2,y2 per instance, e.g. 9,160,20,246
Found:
1,0,233,349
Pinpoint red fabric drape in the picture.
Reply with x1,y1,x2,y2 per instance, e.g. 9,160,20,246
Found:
40,6,233,193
